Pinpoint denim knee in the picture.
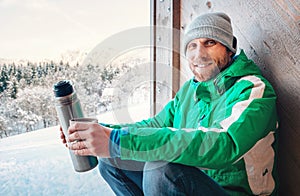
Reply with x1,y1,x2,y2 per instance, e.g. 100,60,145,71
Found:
143,161,184,196
98,158,145,196
143,162,228,196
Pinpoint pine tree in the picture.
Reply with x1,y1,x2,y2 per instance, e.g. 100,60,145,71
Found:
15,67,22,82
0,66,9,93
9,80,18,99
0,117,8,138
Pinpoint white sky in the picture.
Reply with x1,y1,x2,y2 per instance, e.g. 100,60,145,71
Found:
0,0,150,61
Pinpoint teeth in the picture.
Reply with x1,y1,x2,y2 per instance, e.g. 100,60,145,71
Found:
195,64,207,68
194,62,214,68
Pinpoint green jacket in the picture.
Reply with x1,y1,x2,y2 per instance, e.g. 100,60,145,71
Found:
111,50,278,195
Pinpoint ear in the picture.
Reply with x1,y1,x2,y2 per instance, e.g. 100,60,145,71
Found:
229,51,234,58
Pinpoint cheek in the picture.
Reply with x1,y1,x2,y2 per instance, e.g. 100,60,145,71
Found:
188,63,195,73
211,51,230,67
186,51,194,62
186,53,195,68
213,57,224,66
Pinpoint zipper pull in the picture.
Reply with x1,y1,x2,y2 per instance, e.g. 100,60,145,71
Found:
198,114,206,127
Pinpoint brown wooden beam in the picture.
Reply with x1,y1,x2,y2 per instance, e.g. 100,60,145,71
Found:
150,0,157,116
172,0,181,98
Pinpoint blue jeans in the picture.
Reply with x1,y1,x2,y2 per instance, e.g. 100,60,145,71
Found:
99,158,228,196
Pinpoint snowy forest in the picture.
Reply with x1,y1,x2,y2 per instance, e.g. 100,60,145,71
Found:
0,52,150,138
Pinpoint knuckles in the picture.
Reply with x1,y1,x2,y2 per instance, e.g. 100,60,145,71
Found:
74,131,81,140
73,122,81,130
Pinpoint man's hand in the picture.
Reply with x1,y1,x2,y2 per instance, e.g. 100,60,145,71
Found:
67,122,112,157
60,126,68,147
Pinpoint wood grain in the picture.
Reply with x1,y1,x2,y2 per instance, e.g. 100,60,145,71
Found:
153,0,173,113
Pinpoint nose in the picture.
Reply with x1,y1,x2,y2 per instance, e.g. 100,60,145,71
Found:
190,45,209,64
196,44,209,58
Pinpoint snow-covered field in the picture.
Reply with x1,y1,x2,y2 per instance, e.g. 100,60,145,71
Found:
0,105,150,196
0,126,114,196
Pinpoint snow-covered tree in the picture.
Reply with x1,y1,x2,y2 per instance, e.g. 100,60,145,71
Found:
0,49,149,137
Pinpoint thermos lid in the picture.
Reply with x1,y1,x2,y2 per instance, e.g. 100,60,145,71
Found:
53,80,74,97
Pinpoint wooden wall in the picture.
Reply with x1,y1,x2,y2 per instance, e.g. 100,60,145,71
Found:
151,0,172,115
152,0,300,195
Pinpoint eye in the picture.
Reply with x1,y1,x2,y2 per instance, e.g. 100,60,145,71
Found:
187,42,197,50
205,40,216,46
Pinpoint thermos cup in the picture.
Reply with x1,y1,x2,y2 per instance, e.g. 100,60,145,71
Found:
53,80,98,172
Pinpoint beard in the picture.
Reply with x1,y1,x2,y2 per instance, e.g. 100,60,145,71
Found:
189,52,232,82
190,62,221,82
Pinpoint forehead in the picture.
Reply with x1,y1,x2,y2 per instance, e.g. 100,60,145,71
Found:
189,37,218,43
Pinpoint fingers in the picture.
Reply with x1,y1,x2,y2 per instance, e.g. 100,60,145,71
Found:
60,123,97,155
69,140,92,156
73,148,91,156
69,140,87,150
68,130,90,143
59,126,68,147
60,130,67,143
67,122,91,142
68,122,98,142
66,123,110,157
68,122,90,134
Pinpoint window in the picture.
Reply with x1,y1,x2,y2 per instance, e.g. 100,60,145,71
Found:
0,0,150,137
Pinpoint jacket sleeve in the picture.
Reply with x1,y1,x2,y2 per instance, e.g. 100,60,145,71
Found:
119,76,278,169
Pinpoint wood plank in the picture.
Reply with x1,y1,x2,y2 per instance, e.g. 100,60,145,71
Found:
172,0,181,97
278,119,300,195
150,0,157,116
154,0,173,113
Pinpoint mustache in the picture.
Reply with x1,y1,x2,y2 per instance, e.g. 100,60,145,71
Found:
190,57,214,65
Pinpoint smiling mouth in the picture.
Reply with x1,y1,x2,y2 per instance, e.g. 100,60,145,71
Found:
193,63,213,68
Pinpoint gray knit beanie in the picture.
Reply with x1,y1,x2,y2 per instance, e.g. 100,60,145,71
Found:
183,12,237,54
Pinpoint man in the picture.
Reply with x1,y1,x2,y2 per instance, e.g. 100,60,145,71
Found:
62,12,278,195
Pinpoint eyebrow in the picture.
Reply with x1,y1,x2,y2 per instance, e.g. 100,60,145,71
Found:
204,39,216,42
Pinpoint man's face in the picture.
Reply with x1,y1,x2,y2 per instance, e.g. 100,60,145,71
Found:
186,38,233,82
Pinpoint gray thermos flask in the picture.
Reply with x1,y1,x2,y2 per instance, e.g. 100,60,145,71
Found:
53,80,98,172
